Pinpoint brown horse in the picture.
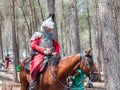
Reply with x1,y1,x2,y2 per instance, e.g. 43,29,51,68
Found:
20,49,97,90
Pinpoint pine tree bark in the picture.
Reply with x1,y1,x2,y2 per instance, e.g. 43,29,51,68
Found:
10,0,19,82
70,0,80,54
28,0,35,35
113,0,120,52
86,0,92,49
95,0,103,81
0,24,4,62
98,0,120,89
38,0,44,21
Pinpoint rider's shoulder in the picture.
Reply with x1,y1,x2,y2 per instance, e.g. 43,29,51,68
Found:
31,32,42,40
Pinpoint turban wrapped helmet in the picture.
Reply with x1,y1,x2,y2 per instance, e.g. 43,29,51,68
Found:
42,17,54,29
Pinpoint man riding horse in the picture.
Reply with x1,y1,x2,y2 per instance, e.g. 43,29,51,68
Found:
19,18,98,90
20,49,98,90
29,17,60,89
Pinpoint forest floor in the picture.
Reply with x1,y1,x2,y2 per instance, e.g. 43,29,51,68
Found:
0,64,105,90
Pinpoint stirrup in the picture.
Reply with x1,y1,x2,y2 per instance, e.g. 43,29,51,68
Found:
29,80,37,90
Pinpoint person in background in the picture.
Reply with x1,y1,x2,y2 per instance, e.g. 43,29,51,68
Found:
5,54,10,69
29,17,60,90
71,69,86,90
86,77,93,88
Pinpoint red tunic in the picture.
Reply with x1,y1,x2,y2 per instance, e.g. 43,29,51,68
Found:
5,56,10,68
30,37,60,79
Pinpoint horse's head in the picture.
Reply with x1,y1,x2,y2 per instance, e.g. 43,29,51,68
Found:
79,49,98,77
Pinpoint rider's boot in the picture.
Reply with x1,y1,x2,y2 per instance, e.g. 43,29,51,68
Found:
29,79,37,90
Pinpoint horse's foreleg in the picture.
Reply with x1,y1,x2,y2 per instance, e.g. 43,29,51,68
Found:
20,80,29,90
20,72,29,90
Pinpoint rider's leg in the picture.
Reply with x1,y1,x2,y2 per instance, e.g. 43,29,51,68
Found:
29,65,40,90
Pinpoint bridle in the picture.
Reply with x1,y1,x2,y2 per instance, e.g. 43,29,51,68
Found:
80,55,91,72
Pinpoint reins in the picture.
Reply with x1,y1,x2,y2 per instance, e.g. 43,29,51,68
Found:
48,61,72,89
48,55,88,89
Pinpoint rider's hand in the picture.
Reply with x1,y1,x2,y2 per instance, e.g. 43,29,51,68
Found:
43,50,51,55
52,52,57,57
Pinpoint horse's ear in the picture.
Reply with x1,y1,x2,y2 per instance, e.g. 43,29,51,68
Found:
88,48,93,54
85,48,93,56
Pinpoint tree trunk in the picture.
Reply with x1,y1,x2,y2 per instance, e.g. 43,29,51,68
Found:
113,0,120,52
38,0,44,21
28,0,35,34
21,7,31,37
0,24,4,62
61,0,66,56
15,1,20,65
47,0,58,41
94,0,103,81
10,0,19,82
70,0,80,54
86,0,92,49
33,3,37,32
98,0,120,89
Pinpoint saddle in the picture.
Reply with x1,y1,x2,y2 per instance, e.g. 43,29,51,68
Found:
24,58,31,70
24,55,60,72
